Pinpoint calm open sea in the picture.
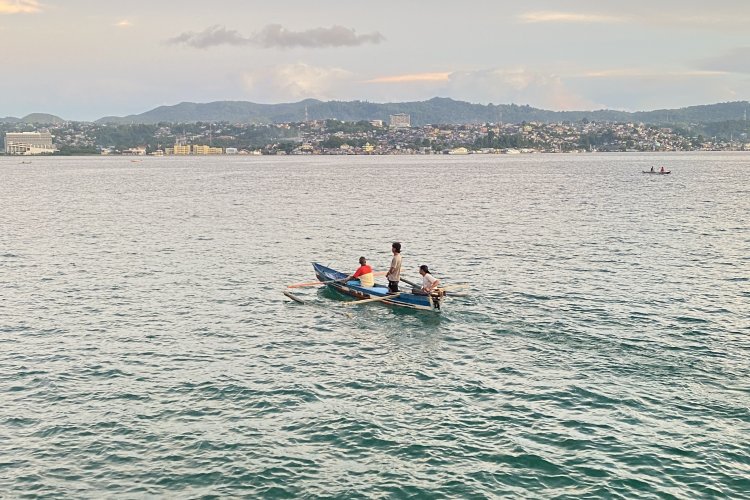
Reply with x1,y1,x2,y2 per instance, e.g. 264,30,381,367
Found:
1,154,748,497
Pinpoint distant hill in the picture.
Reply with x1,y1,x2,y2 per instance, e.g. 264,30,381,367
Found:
95,98,750,126
21,113,66,124
0,113,66,124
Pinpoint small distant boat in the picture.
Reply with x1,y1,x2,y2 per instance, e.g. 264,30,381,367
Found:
643,170,671,175
312,263,441,311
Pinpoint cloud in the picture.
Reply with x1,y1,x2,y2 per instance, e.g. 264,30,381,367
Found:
567,64,746,111
242,63,354,101
365,67,600,110
167,24,385,49
0,0,41,14
518,11,625,24
443,68,600,110
583,68,728,78
365,72,451,84
253,24,384,49
167,25,247,48
668,13,750,31
517,7,750,32
696,47,750,74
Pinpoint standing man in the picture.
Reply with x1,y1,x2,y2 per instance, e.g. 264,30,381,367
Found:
386,242,402,294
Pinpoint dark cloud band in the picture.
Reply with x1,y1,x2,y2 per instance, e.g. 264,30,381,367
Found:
166,24,385,49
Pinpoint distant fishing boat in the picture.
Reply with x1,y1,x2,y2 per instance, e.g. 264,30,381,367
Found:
312,263,442,311
643,170,671,174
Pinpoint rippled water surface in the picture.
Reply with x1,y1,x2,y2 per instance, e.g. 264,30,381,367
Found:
1,154,749,497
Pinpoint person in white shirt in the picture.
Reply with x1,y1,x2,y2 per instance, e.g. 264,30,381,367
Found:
418,265,440,294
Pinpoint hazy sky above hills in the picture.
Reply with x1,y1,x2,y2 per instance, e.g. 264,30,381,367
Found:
2,0,749,120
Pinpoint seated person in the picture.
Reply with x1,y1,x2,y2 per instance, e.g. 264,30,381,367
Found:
413,265,440,295
342,257,375,287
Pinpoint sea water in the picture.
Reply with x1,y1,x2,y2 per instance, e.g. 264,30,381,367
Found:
1,154,748,497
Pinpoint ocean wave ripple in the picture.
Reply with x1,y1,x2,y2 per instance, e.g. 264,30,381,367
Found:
1,154,749,497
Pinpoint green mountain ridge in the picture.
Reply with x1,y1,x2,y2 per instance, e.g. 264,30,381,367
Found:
95,98,750,126
0,113,66,124
3,100,749,126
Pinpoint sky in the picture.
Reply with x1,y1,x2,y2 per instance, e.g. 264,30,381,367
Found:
1,0,749,120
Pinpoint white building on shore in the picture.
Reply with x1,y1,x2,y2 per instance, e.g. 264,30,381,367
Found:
389,113,411,129
4,131,57,155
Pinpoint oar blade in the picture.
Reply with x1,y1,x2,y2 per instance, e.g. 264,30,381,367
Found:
439,284,469,291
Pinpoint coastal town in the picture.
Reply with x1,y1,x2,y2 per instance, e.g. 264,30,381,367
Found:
3,113,749,156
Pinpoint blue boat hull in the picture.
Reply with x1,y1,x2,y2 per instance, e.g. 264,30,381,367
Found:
312,263,439,311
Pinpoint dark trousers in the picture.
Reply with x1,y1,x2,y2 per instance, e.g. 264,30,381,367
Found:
388,280,399,293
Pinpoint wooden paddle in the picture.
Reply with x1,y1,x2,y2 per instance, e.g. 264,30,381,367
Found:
288,271,387,288
282,291,354,318
287,279,341,289
342,292,401,306
402,276,468,297
400,277,421,289
439,284,468,291
282,290,306,304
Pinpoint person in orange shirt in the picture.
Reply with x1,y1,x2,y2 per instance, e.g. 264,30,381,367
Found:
341,257,375,287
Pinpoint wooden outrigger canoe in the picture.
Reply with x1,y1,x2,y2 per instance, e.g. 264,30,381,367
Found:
312,263,442,312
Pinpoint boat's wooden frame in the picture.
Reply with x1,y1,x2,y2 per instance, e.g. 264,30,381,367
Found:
312,263,440,312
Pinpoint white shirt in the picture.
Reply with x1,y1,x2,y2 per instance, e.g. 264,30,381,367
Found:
422,273,438,291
